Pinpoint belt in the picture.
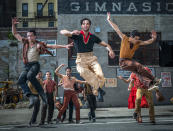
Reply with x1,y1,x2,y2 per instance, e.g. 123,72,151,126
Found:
119,58,131,62
77,52,93,57
25,61,39,65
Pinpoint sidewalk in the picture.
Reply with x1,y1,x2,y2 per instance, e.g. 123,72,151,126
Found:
0,105,172,125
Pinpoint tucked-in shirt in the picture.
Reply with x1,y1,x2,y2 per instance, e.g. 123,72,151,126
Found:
43,79,56,93
27,45,39,62
130,67,151,89
62,75,76,90
71,30,102,53
120,35,140,59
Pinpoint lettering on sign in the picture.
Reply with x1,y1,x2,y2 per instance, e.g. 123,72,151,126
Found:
58,0,173,14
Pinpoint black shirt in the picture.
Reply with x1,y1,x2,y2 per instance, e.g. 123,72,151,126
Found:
71,30,102,53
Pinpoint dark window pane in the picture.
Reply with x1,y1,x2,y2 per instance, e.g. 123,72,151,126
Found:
22,3,28,17
23,21,28,27
48,21,54,27
37,3,43,17
48,3,54,16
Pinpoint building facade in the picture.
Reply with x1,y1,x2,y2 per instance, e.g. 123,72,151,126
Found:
0,0,58,82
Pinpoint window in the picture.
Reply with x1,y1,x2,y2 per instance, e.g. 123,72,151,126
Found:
48,21,54,27
108,32,161,66
23,21,28,27
22,3,28,17
37,3,43,17
48,3,54,16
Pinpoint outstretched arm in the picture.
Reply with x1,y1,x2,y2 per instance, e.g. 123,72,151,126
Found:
46,42,74,49
60,30,81,37
54,64,65,78
107,12,125,39
139,30,157,45
117,76,130,83
99,41,115,59
75,79,87,85
12,18,23,42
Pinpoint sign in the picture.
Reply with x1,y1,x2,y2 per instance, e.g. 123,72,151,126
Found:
105,78,117,87
40,40,56,56
117,67,155,78
58,0,173,15
161,72,172,87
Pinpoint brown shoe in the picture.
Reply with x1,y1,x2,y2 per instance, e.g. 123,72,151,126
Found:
136,115,142,123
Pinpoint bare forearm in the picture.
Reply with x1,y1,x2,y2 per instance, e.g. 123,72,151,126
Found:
77,80,86,84
106,44,113,52
12,23,22,41
142,38,155,45
12,23,17,36
47,44,66,49
60,30,72,37
119,77,130,83
54,65,64,78
107,19,124,39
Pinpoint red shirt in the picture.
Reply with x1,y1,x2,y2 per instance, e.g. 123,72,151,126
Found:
130,67,151,89
43,79,56,93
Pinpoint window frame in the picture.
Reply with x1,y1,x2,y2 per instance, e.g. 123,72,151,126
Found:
22,3,28,17
37,3,43,17
48,3,54,16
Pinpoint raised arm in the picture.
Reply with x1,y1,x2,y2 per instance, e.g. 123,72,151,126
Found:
139,30,157,46
54,64,65,78
99,41,115,59
46,42,74,49
60,30,80,37
12,18,23,42
107,12,125,40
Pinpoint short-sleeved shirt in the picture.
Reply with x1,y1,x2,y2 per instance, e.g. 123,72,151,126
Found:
130,67,151,88
43,79,56,93
71,30,102,53
120,35,140,59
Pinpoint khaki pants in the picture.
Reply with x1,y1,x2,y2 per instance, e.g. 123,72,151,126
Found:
76,52,105,90
135,88,155,121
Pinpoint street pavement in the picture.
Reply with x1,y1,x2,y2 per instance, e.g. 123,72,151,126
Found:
0,105,172,125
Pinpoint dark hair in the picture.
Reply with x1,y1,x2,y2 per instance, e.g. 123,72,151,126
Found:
46,71,51,75
28,29,36,36
80,18,91,25
65,67,71,71
130,30,140,38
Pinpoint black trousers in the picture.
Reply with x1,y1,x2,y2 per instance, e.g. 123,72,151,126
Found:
40,93,54,123
18,62,44,96
30,95,40,124
87,94,96,118
62,98,74,121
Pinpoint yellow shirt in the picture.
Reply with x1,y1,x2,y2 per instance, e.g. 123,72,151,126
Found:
28,78,43,95
119,35,140,59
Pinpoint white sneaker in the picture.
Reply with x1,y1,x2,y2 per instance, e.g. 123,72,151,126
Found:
148,85,159,91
